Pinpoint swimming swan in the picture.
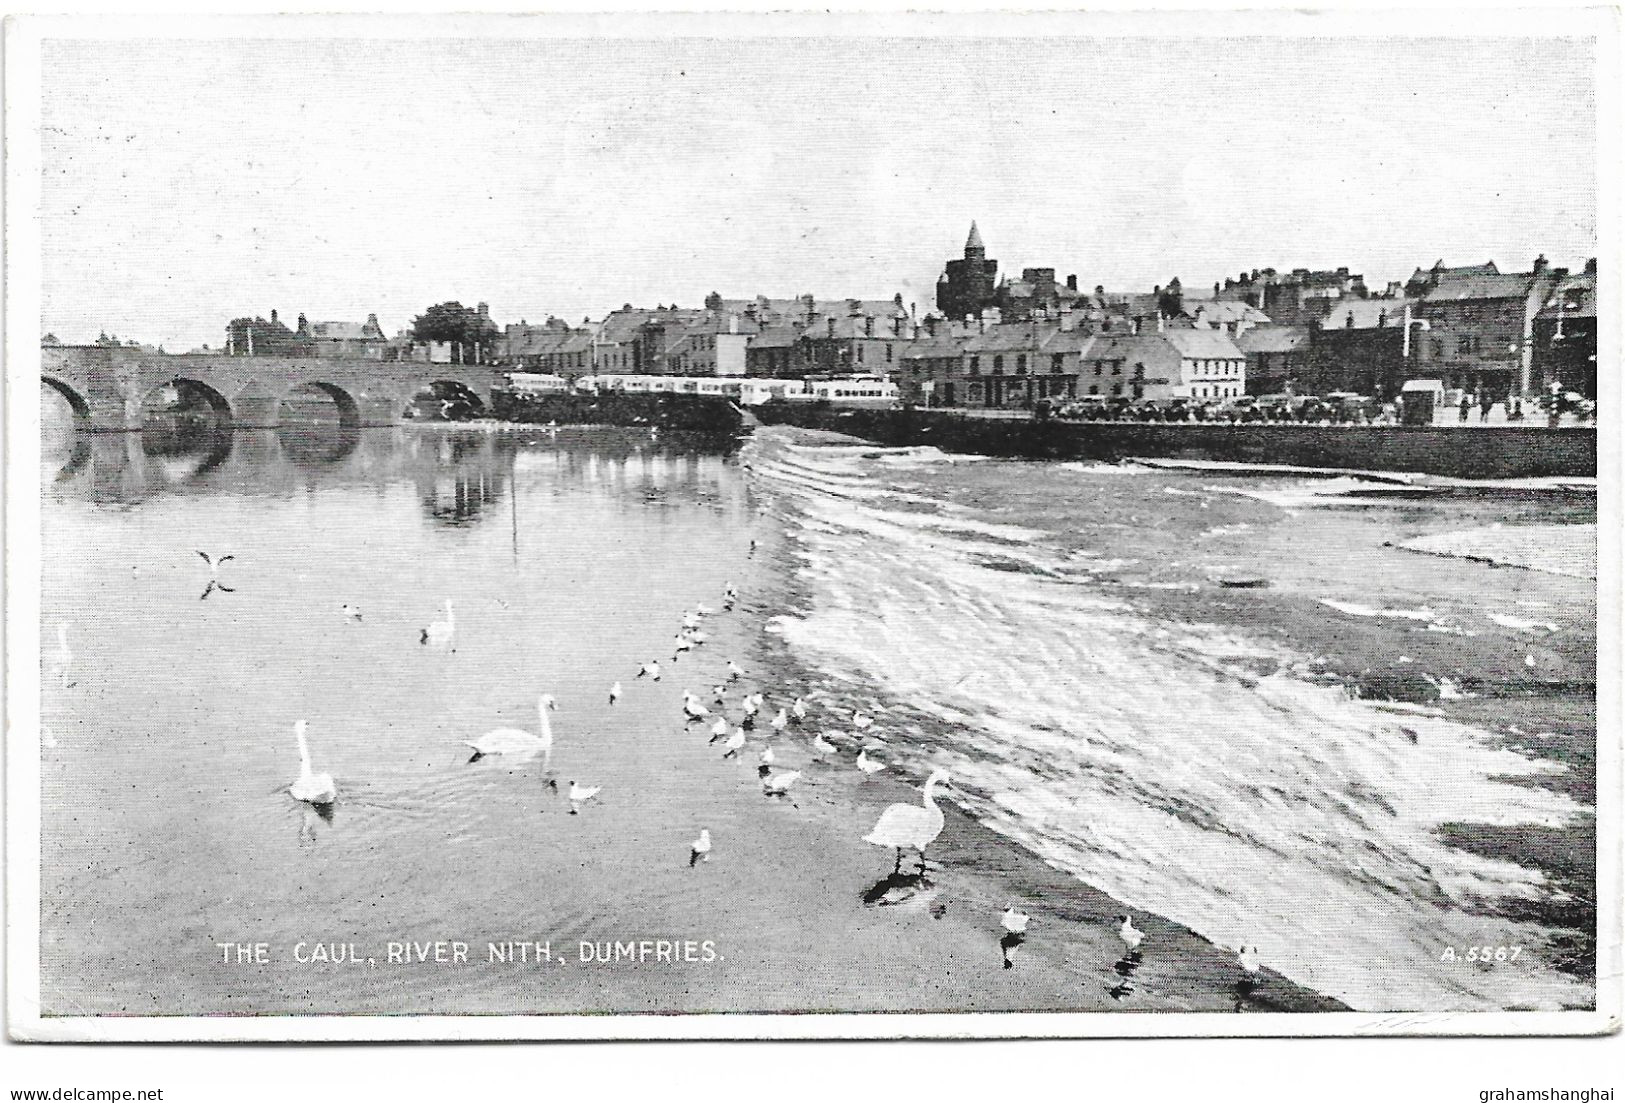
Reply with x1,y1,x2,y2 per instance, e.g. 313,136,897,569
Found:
465,695,556,766
290,720,337,806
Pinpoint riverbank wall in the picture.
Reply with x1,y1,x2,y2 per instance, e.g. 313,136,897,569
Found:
755,403,1597,479
491,389,745,433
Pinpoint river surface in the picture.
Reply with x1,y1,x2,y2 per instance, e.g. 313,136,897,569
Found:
36,411,1596,1015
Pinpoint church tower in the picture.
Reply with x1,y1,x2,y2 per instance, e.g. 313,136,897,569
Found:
937,221,999,321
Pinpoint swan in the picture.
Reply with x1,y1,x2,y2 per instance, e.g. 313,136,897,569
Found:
856,749,886,777
1001,906,1030,935
708,717,730,742
637,659,662,682
770,708,789,732
720,728,746,758
289,720,337,806
568,781,601,814
863,769,948,874
340,604,363,622
690,828,711,867
608,681,622,705
1118,915,1145,954
760,766,801,797
421,599,455,646
464,695,556,765
50,622,73,688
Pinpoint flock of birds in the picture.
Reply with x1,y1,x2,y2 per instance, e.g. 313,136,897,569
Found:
45,530,1269,1003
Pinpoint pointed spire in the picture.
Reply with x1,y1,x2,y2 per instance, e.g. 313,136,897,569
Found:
966,221,985,253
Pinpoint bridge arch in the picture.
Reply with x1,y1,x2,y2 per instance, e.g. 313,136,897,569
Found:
277,379,362,429
140,377,234,429
41,375,92,425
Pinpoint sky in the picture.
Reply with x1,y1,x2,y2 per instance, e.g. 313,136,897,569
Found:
37,30,1600,351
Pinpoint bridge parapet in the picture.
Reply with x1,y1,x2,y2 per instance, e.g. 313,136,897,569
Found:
39,346,504,431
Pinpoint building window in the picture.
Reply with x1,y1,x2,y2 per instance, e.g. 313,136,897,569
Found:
857,344,865,363
1133,363,1145,379
1431,338,1444,359
993,355,1004,375
970,357,981,376
1052,354,1064,373
886,344,894,363
1111,382,1123,397
1015,354,1027,375
1133,385,1144,399
1088,384,1099,395
1111,361,1122,376
1094,362,1103,376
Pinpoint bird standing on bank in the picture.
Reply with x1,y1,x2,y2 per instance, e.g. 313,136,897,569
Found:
690,828,712,867
340,604,363,623
709,717,729,742
608,681,622,705
790,697,807,724
637,659,662,682
682,692,710,721
770,708,789,732
1118,915,1145,957
720,728,746,758
863,769,949,876
760,766,801,799
1001,907,1030,935
856,749,886,777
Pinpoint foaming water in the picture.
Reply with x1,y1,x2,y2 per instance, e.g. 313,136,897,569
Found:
749,431,1592,1012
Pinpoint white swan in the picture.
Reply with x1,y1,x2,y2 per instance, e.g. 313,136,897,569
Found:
50,622,73,688
568,780,601,814
856,749,886,777
690,828,711,867
421,599,455,647
863,769,948,874
290,720,337,805
464,695,556,766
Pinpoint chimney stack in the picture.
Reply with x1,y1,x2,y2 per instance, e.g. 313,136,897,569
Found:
1532,254,1548,275
1066,274,1077,291
270,309,279,326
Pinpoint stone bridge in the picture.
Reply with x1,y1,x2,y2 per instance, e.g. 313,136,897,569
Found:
40,345,506,431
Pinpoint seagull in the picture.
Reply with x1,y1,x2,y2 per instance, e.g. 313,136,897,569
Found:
684,629,709,646
856,749,886,777
608,681,622,705
694,603,714,616
682,692,710,721
852,712,874,730
1118,915,1145,955
1001,906,1030,935
681,611,702,630
709,717,730,742
197,550,234,576
770,708,789,732
790,697,808,724
812,733,838,756
340,604,363,623
289,720,337,806
420,599,455,647
720,728,746,758
726,660,746,682
711,684,728,703
741,694,761,718
637,659,662,682
690,828,711,867
759,745,776,766
1238,945,1260,979
1525,653,1537,668
760,766,801,799
748,539,758,557
863,770,949,875
568,781,601,815
673,635,693,658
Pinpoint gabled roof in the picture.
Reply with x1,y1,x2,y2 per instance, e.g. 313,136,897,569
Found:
1160,329,1246,359
1422,274,1534,303
747,326,803,350
1318,299,1415,329
900,336,968,359
1184,300,1272,325
1411,260,1501,285
963,323,1058,354
1537,274,1596,320
1039,329,1099,355
598,308,706,344
1236,325,1310,353
309,319,384,341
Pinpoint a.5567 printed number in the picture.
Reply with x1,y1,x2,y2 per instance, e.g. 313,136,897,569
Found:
1440,945,1522,963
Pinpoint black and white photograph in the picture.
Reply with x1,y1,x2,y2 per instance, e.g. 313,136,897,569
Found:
3,5,1619,1092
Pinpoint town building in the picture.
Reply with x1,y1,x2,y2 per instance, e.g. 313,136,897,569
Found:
294,311,390,359
895,334,969,406
1409,257,1564,399
1237,326,1310,395
936,222,1000,322
1531,258,1597,399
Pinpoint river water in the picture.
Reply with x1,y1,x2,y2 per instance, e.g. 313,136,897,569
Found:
36,409,1596,1015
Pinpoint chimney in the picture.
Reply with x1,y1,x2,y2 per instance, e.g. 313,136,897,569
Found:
1346,311,1355,328
366,312,380,334
728,314,738,334
1214,282,1221,297
296,313,308,335
1532,254,1548,275
1377,309,1388,328
270,309,279,326
1156,314,1165,334
1585,257,1597,276
865,316,874,338
1066,274,1077,291
827,317,836,338
477,301,490,317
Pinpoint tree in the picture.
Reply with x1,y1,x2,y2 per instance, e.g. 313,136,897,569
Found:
409,301,499,362
41,333,60,346
226,315,298,356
